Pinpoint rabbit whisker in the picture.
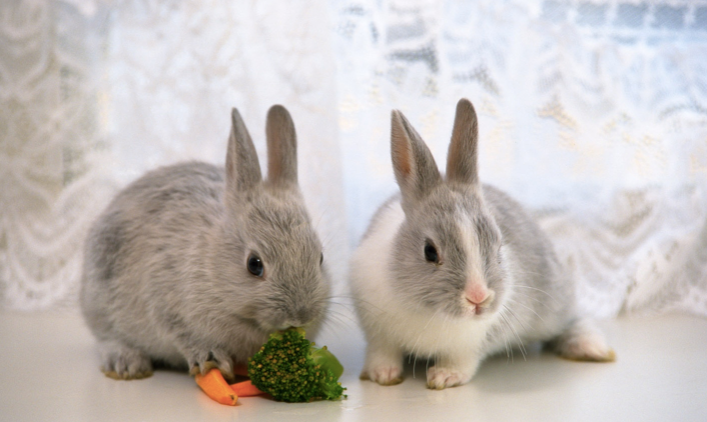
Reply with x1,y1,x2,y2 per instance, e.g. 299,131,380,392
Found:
511,284,560,304
505,307,530,359
499,307,526,361
504,297,547,326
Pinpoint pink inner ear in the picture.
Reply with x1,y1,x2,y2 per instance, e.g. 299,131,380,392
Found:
392,137,412,177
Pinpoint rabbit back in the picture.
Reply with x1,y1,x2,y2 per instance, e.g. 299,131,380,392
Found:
81,161,229,367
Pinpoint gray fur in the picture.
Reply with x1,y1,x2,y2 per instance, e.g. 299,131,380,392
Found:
391,110,442,213
390,182,573,331
446,98,480,185
80,105,330,381
266,104,298,187
389,100,573,329
227,108,261,193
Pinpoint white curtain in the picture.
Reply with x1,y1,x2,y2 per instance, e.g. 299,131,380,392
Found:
2,0,706,318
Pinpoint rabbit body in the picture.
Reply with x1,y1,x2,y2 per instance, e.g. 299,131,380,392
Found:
81,106,330,380
351,99,614,389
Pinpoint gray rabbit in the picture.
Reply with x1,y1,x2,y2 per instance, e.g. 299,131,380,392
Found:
351,99,615,390
80,105,330,381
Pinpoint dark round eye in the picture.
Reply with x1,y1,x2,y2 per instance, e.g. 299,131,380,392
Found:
320,252,324,265
424,241,438,263
247,254,264,277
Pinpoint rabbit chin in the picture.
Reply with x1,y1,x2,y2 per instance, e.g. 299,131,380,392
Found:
257,320,293,333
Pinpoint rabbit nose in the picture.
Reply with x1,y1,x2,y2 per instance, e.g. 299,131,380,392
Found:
282,309,313,329
295,308,316,326
464,284,494,306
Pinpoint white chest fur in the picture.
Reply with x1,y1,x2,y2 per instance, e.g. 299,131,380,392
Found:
350,200,497,360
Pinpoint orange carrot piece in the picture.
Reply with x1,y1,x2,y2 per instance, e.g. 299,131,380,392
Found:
230,380,265,397
195,369,238,406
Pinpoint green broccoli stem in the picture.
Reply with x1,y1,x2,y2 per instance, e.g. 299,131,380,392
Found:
285,327,344,379
311,345,343,379
311,345,344,398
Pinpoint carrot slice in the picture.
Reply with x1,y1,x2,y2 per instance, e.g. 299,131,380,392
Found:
195,369,238,406
230,380,265,397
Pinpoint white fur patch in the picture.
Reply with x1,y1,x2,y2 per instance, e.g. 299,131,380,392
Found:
455,209,486,292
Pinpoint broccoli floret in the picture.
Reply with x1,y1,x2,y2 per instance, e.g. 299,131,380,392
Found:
247,328,346,403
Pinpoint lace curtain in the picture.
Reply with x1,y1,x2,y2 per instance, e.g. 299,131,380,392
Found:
2,0,706,318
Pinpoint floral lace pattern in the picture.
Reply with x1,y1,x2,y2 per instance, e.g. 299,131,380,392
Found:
1,0,347,310
2,0,706,317
0,1,114,310
334,0,707,317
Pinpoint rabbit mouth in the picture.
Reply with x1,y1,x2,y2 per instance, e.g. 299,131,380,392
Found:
259,318,311,334
468,300,489,313
273,315,318,332
459,300,495,319
275,323,308,331
461,289,496,318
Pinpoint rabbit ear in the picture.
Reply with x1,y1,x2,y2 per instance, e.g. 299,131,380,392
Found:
391,109,441,211
266,105,298,187
226,108,262,193
446,98,480,186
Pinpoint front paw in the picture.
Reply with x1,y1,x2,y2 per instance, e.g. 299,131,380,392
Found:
98,341,153,380
187,349,235,381
360,365,404,386
426,366,473,390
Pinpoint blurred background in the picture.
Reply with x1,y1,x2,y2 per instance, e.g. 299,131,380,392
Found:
1,0,706,320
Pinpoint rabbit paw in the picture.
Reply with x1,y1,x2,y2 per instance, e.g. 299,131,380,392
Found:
426,366,472,390
555,319,616,363
187,348,235,381
557,336,616,362
361,365,404,386
99,341,153,380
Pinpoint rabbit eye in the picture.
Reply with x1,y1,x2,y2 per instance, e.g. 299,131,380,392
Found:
424,241,439,263
320,252,324,265
247,254,264,277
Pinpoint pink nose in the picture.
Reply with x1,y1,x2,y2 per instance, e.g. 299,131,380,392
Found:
465,285,491,305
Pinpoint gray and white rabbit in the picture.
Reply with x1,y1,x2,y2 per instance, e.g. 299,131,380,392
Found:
351,99,615,390
80,105,330,381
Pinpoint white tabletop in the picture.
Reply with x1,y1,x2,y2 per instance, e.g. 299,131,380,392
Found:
1,310,705,422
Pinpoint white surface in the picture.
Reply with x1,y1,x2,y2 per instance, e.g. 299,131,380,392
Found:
1,311,706,422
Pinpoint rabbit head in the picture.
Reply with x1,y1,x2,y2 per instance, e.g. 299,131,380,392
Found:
389,99,507,320
208,105,330,334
